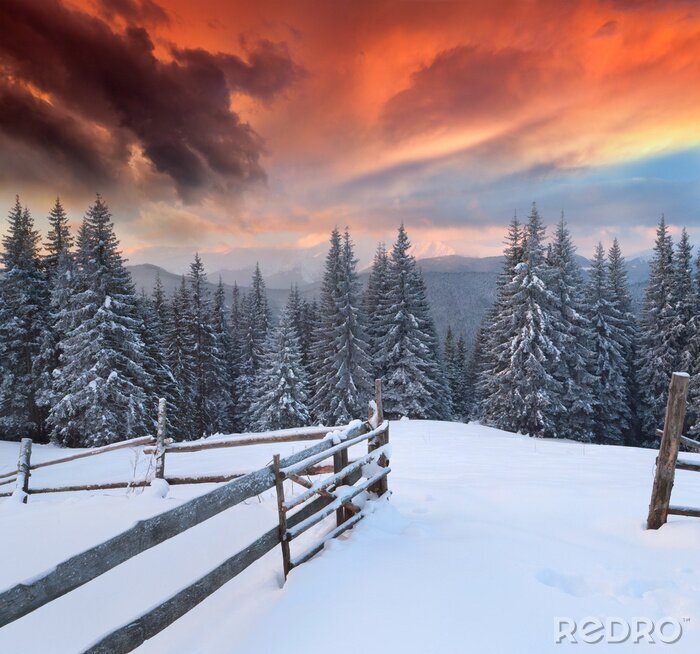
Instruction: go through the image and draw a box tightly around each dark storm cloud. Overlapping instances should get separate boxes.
[173,40,307,103]
[97,0,170,26]
[0,82,117,185]
[0,0,303,199]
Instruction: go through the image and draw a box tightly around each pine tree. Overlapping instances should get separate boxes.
[364,242,391,378]
[47,195,151,446]
[35,199,75,422]
[380,225,451,420]
[586,243,631,444]
[481,205,564,437]
[237,264,270,427]
[250,296,311,430]
[670,229,696,376]
[547,215,596,441]
[164,277,196,440]
[137,290,182,437]
[188,254,227,439]
[0,198,49,440]
[457,333,474,419]
[227,282,244,431]
[476,215,524,418]
[606,239,640,444]
[311,228,372,424]
[443,327,465,419]
[637,216,678,441]
[211,277,235,433]
[43,198,73,278]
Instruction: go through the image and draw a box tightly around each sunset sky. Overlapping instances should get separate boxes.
[1,0,700,272]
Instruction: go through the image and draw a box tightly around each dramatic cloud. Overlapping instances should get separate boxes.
[0,0,303,200]
[381,46,575,139]
[2,0,700,266]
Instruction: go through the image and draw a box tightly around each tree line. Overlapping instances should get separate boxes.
[0,195,450,446]
[463,204,700,446]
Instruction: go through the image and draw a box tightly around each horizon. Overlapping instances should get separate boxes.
[1,0,700,272]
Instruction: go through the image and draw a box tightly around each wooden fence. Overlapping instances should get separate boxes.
[0,399,354,499]
[0,380,391,654]
[647,371,700,529]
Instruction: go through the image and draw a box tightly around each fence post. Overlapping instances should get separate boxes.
[368,379,389,496]
[333,446,349,527]
[155,398,167,480]
[272,454,291,581]
[647,372,689,529]
[374,378,384,424]
[15,438,32,504]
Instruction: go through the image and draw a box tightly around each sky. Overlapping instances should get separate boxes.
[1,0,700,274]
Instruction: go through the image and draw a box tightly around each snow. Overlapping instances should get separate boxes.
[1,420,700,653]
[148,478,170,499]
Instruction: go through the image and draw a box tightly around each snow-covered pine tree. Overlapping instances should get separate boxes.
[670,229,696,377]
[250,295,311,430]
[380,225,451,420]
[443,327,463,419]
[226,282,244,431]
[136,290,182,436]
[607,238,639,445]
[237,264,271,428]
[586,243,631,444]
[481,205,563,437]
[0,198,49,441]
[211,277,235,433]
[547,215,596,441]
[457,333,474,419]
[188,254,227,439]
[47,195,151,447]
[311,228,372,424]
[35,199,75,421]
[363,242,391,378]
[637,216,678,441]
[43,197,73,277]
[164,276,196,440]
[476,215,524,420]
[300,296,319,376]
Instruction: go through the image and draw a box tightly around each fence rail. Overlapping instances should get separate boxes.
[0,379,391,654]
[0,400,352,497]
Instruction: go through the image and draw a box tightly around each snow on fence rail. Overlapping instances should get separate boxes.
[647,372,700,528]
[0,398,353,498]
[0,380,391,654]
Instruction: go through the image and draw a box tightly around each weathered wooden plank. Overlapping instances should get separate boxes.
[281,422,385,478]
[15,438,32,503]
[291,511,365,568]
[0,435,345,627]
[668,505,700,518]
[287,467,391,540]
[272,454,291,580]
[145,425,349,454]
[675,458,700,473]
[82,495,332,654]
[647,372,689,530]
[30,436,156,471]
[374,378,384,425]
[680,435,700,453]
[154,398,167,480]
[284,447,388,511]
[28,480,150,494]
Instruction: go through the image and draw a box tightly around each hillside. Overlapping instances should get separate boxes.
[1,420,698,652]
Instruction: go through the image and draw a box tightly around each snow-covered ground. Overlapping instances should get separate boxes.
[2,421,700,653]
